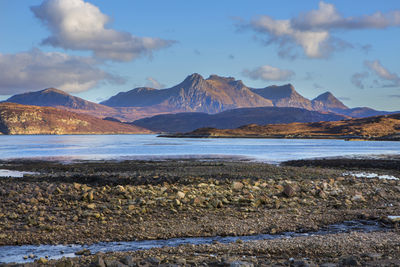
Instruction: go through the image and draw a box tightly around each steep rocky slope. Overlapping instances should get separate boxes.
[311,92,348,112]
[102,74,273,113]
[251,84,313,110]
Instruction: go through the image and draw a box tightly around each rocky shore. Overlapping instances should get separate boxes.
[0,159,399,266]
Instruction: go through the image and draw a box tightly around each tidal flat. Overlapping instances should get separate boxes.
[0,159,399,266]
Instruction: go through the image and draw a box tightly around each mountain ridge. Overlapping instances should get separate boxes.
[102,73,273,113]
[3,73,396,122]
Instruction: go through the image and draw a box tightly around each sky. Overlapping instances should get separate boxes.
[0,0,399,111]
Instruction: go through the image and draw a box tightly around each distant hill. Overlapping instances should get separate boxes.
[102,74,273,113]
[250,84,313,110]
[132,107,349,133]
[0,103,151,135]
[174,113,400,141]
[337,107,394,118]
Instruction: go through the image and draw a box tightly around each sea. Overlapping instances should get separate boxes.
[0,134,399,163]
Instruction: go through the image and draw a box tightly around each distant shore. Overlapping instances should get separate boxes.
[159,133,400,141]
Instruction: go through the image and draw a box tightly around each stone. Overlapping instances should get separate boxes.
[75,248,91,256]
[388,216,400,222]
[352,194,365,202]
[341,256,360,266]
[37,257,48,264]
[87,203,96,209]
[90,256,106,267]
[120,255,135,266]
[232,181,244,190]
[104,260,128,267]
[230,260,254,267]
[283,184,296,197]
[319,263,337,267]
[177,191,185,199]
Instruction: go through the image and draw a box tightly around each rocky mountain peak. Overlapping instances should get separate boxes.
[250,84,312,110]
[207,75,235,82]
[313,91,335,101]
[41,88,69,95]
[183,73,205,84]
[312,91,348,111]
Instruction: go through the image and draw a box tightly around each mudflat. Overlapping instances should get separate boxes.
[0,159,399,266]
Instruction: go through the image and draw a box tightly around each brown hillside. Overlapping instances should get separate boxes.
[0,103,152,135]
[177,113,400,140]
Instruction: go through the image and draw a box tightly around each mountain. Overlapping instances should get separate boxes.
[4,88,123,119]
[311,92,348,112]
[250,84,312,110]
[6,88,113,111]
[102,73,273,113]
[175,113,400,141]
[0,103,151,135]
[4,74,395,122]
[132,107,349,133]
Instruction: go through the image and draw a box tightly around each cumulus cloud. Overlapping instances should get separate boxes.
[249,15,330,58]
[240,1,400,58]
[31,0,174,61]
[145,77,165,89]
[351,60,400,89]
[351,72,369,89]
[0,49,123,95]
[364,60,400,84]
[242,65,294,81]
[293,2,400,30]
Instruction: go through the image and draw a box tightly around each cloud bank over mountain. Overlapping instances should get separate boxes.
[0,49,123,94]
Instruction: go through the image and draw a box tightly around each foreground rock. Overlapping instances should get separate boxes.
[0,159,399,266]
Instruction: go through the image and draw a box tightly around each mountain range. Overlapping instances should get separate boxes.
[4,73,395,121]
[1,73,398,134]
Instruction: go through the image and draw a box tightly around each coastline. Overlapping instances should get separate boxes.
[159,133,400,141]
[0,158,399,265]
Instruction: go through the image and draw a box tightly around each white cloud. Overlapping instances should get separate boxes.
[293,2,400,30]
[31,0,174,61]
[351,72,369,89]
[241,1,400,58]
[364,60,400,83]
[250,15,330,58]
[0,49,123,95]
[242,65,294,81]
[351,60,400,89]
[145,77,165,89]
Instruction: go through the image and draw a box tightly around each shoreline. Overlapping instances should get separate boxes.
[159,133,400,141]
[0,159,399,265]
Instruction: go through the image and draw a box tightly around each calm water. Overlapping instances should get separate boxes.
[0,135,399,162]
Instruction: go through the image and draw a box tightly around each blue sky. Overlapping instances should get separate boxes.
[0,0,399,110]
